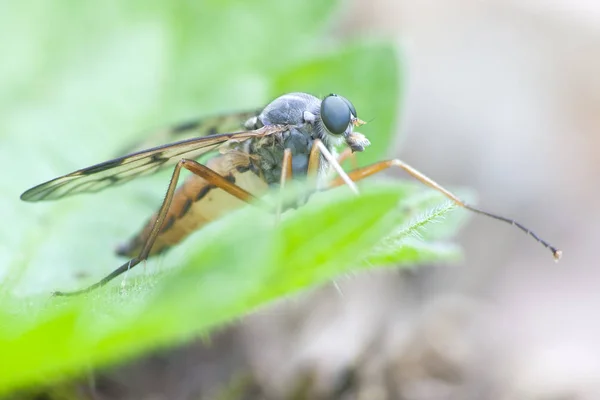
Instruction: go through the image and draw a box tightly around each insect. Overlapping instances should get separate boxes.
[20,92,561,296]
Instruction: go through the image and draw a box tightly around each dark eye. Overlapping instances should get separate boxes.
[339,96,357,118]
[321,94,351,135]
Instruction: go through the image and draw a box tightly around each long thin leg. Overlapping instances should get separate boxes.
[307,139,321,177]
[276,149,293,222]
[336,148,359,169]
[54,159,264,296]
[328,159,562,260]
[308,140,359,194]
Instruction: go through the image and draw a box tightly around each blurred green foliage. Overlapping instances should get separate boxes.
[0,0,464,395]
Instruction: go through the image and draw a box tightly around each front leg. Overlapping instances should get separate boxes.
[276,149,293,222]
[307,139,359,195]
[326,159,561,260]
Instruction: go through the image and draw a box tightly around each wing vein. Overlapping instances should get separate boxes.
[21,125,287,202]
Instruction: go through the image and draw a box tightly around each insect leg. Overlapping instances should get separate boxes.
[307,139,321,176]
[326,159,561,260]
[336,148,359,169]
[53,159,265,296]
[308,141,357,183]
[308,140,359,194]
[276,149,293,222]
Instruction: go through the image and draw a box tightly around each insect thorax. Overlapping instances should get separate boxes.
[245,92,333,186]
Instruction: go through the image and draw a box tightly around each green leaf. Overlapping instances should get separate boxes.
[367,238,463,267]
[0,0,465,395]
[0,0,384,295]
[0,183,460,394]
[365,196,464,266]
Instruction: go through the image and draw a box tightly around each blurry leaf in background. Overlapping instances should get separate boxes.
[0,0,400,293]
[273,43,401,166]
[0,0,464,396]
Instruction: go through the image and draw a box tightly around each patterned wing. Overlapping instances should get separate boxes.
[117,110,260,155]
[21,125,286,202]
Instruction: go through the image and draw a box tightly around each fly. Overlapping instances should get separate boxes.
[20,92,562,296]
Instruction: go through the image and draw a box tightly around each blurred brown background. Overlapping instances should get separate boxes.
[69,1,600,399]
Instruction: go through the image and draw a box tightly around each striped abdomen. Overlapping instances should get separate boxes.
[117,151,268,258]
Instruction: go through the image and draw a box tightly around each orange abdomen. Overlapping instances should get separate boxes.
[117,152,268,258]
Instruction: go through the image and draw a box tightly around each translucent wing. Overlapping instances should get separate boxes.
[21,125,286,202]
[117,110,260,155]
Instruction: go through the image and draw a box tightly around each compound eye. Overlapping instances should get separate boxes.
[339,96,357,118]
[321,94,351,135]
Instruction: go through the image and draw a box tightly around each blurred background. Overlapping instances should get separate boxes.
[238,1,599,399]
[4,0,600,399]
